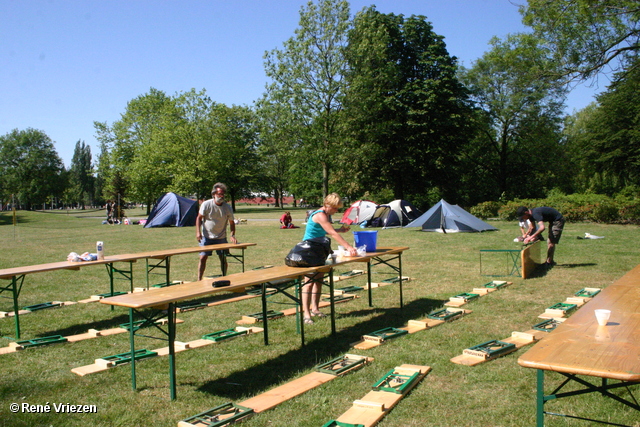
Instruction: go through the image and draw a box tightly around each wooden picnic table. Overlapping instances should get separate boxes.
[100,246,410,400]
[518,263,640,426]
[0,243,256,339]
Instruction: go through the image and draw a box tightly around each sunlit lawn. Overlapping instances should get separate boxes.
[0,208,638,427]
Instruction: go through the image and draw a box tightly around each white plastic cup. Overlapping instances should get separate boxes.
[594,309,611,326]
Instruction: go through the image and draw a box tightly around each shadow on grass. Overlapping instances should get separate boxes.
[37,311,134,337]
[194,296,446,400]
[526,262,598,279]
[555,263,597,268]
[0,213,31,225]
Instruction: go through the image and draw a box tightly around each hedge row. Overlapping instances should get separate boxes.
[469,194,640,224]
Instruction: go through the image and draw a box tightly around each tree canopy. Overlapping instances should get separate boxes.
[263,0,351,199]
[460,33,568,200]
[0,128,64,209]
[341,7,470,206]
[521,0,640,81]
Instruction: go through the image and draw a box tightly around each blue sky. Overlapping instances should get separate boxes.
[1,0,605,168]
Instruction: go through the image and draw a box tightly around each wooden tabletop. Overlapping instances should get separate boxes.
[518,263,640,381]
[0,243,256,280]
[101,246,410,309]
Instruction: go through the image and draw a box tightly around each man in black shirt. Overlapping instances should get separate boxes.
[516,206,565,266]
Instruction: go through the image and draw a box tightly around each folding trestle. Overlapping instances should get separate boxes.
[104,261,134,310]
[202,328,248,343]
[225,247,247,273]
[362,327,408,344]
[483,280,508,289]
[575,287,601,298]
[242,310,284,322]
[315,354,370,376]
[544,302,577,317]
[372,368,421,394]
[0,273,25,338]
[177,301,209,312]
[101,349,158,366]
[260,271,337,347]
[532,318,563,332]
[14,335,68,349]
[178,402,254,427]
[452,292,479,302]
[145,256,170,289]
[367,253,403,308]
[322,294,356,303]
[427,307,465,322]
[22,301,63,311]
[93,291,127,299]
[337,285,364,293]
[536,370,640,426]
[463,339,517,359]
[123,303,179,400]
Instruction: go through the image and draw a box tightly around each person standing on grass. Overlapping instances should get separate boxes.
[300,193,358,325]
[196,183,237,280]
[517,206,565,267]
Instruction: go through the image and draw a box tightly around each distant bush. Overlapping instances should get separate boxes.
[472,193,640,224]
[497,200,536,221]
[469,201,501,219]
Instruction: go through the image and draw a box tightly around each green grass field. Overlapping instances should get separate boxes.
[0,207,638,427]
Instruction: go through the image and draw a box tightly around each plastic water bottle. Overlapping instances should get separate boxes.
[96,241,104,260]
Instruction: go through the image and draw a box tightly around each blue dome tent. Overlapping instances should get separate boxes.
[144,192,198,228]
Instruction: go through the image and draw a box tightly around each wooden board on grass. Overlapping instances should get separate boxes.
[450,331,540,366]
[351,309,471,349]
[330,364,431,427]
[71,326,262,376]
[521,240,542,279]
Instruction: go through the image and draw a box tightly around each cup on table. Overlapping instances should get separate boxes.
[594,309,611,326]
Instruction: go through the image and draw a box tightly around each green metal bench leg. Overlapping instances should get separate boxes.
[367,260,372,307]
[129,308,137,391]
[299,279,306,346]
[399,253,404,308]
[261,283,269,346]
[12,275,23,339]
[168,302,177,401]
[329,268,336,337]
[536,369,545,427]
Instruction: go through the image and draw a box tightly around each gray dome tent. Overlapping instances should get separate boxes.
[405,199,497,232]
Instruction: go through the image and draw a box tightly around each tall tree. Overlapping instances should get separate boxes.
[459,33,568,200]
[168,90,258,204]
[263,0,351,199]
[565,58,640,194]
[342,8,470,206]
[68,140,94,209]
[0,128,64,209]
[521,0,640,81]
[97,88,176,209]
[255,98,305,208]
